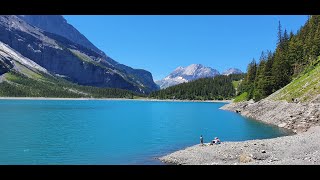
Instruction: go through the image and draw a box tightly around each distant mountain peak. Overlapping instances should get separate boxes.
[156,64,220,89]
[189,63,202,68]
[222,68,243,76]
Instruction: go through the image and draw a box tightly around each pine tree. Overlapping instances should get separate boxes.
[246,58,257,83]
[253,52,267,101]
[287,36,304,76]
[277,21,283,46]
[237,15,320,102]
[245,59,257,99]
[262,51,275,95]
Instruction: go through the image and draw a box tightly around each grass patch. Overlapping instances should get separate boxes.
[234,92,248,102]
[5,72,20,81]
[270,57,320,103]
[69,49,106,69]
[15,62,44,80]
[232,80,240,89]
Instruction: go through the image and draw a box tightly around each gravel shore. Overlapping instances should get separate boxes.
[160,99,320,165]
[160,126,320,165]
[221,99,320,133]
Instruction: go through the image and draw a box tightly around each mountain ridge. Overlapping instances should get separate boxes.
[0,15,159,93]
[222,68,243,76]
[18,15,104,56]
[156,64,220,89]
[0,41,143,98]
[156,64,243,89]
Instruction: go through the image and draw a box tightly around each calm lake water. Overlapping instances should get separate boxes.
[0,100,289,165]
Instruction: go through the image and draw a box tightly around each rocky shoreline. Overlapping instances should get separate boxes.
[221,99,320,133]
[159,99,320,165]
[160,126,320,165]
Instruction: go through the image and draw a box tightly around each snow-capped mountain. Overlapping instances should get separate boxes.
[156,64,220,89]
[222,68,243,76]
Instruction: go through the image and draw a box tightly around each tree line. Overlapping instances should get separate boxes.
[0,71,144,98]
[238,15,320,101]
[149,74,245,100]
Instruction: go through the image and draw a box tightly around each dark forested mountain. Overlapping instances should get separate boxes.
[0,15,159,94]
[237,15,320,102]
[156,64,220,89]
[150,74,245,100]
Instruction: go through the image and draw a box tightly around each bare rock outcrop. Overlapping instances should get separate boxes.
[220,100,320,133]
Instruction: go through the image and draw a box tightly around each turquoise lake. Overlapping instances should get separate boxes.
[0,100,289,165]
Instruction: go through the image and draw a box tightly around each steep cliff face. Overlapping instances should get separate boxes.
[18,15,104,56]
[18,15,159,92]
[0,41,49,77]
[0,15,158,93]
[115,63,159,91]
[0,56,13,75]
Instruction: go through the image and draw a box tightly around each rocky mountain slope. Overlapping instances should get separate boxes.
[19,15,159,92]
[0,41,140,98]
[0,15,158,93]
[0,42,49,76]
[18,15,103,56]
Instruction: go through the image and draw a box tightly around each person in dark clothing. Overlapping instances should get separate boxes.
[200,135,204,145]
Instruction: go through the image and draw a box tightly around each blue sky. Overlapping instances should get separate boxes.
[64,15,308,81]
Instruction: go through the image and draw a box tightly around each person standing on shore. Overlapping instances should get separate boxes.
[200,135,204,145]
